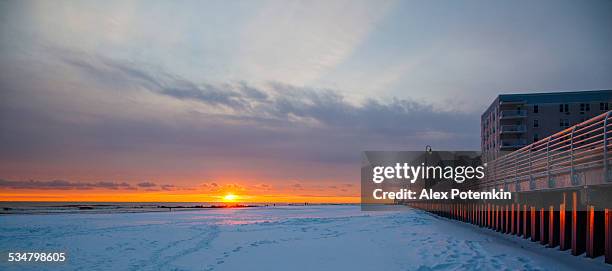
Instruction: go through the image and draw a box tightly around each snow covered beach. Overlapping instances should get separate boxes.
[0,205,608,271]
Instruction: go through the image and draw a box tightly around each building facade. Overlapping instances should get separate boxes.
[481,90,612,162]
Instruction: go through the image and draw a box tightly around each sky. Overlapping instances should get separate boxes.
[1,0,611,202]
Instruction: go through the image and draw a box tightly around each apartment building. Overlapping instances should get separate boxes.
[481,90,612,162]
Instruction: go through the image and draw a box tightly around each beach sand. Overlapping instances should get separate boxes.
[0,205,608,270]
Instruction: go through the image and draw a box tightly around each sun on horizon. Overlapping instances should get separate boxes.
[222,193,238,202]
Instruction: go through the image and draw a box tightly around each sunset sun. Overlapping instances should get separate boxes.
[222,194,238,202]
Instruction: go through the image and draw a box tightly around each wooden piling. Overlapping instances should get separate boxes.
[586,206,604,258]
[524,204,530,239]
[531,206,538,242]
[605,208,612,264]
[488,204,491,228]
[560,193,570,251]
[517,203,522,236]
[571,192,585,256]
[540,207,548,245]
[548,205,559,248]
[505,205,509,233]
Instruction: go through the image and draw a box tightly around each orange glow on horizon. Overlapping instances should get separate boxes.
[0,190,359,204]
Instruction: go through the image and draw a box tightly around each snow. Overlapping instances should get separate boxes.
[0,205,609,271]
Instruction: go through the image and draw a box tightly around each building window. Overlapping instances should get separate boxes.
[580,103,590,114]
[560,103,569,113]
[533,119,539,128]
[601,102,609,111]
[533,133,539,142]
[560,119,570,128]
[533,105,539,113]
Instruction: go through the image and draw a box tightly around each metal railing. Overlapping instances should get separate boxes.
[500,110,527,118]
[501,125,526,133]
[478,111,612,191]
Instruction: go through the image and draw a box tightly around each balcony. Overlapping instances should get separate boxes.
[500,110,527,119]
[500,124,526,134]
[500,139,527,149]
[499,100,526,106]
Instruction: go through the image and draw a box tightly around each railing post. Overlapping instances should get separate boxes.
[570,126,576,184]
[604,111,611,182]
[489,159,493,186]
[528,144,533,183]
[546,136,551,183]
[514,151,518,187]
[492,159,496,187]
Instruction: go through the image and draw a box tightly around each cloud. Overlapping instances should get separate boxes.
[0,179,136,190]
[57,52,478,139]
[137,181,156,188]
[160,184,176,191]
[0,178,238,193]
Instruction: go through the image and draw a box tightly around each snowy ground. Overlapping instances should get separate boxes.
[0,205,609,271]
